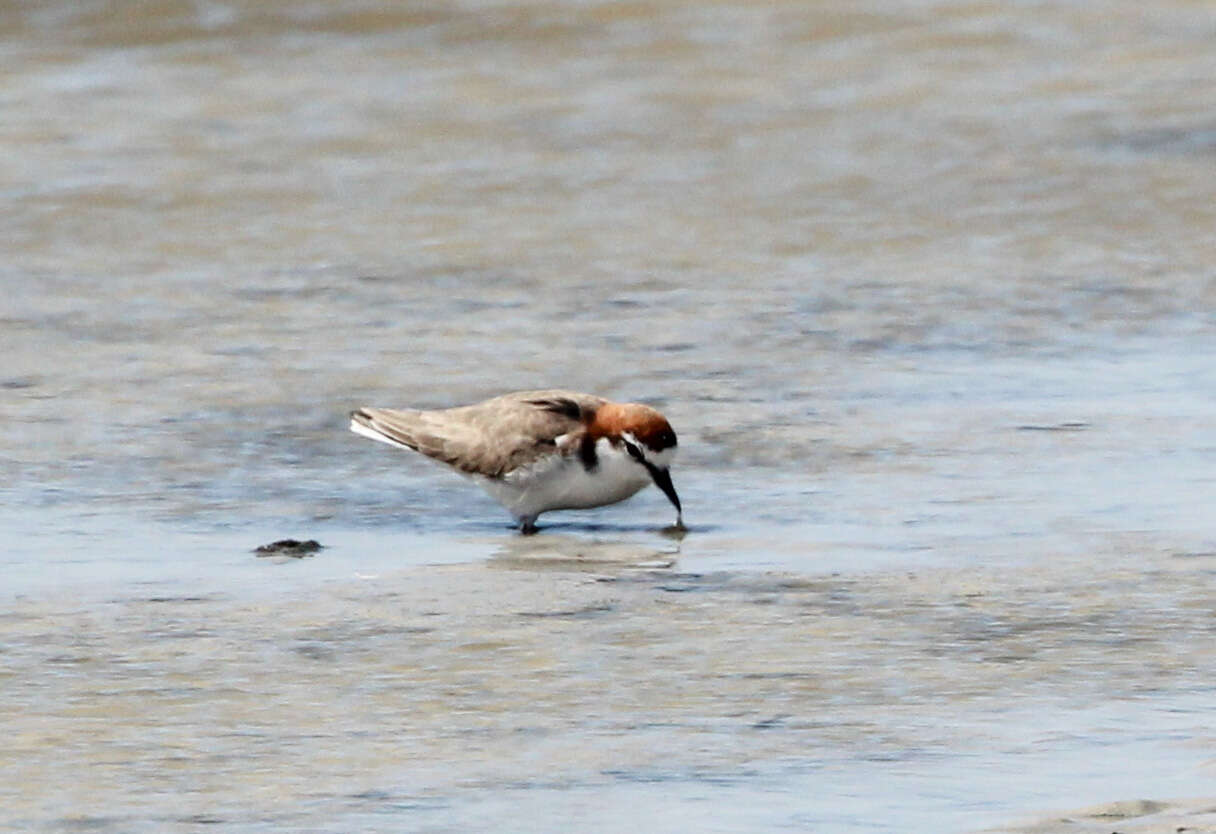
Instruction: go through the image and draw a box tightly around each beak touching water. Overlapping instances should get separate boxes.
[648,465,683,528]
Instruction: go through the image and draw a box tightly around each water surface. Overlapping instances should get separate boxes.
[3,1,1216,831]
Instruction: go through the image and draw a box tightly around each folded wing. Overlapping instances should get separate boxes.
[350,389,606,478]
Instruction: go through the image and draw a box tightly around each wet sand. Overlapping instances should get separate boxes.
[987,798,1216,834]
[4,533,1215,832]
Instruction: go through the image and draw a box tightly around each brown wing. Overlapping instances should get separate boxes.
[352,390,606,477]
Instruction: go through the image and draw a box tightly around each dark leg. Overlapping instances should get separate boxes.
[519,516,539,535]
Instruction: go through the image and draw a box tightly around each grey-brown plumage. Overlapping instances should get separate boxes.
[350,389,607,478]
[350,389,682,532]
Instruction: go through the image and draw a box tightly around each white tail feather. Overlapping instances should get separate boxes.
[349,417,414,451]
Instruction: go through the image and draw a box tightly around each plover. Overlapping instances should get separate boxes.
[350,390,682,534]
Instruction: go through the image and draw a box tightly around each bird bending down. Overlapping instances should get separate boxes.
[349,389,683,534]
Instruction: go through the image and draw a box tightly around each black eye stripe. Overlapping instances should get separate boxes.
[623,440,645,461]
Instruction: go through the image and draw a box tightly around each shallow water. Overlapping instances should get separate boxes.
[3,1,1216,831]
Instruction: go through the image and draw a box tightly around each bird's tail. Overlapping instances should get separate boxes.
[349,407,422,452]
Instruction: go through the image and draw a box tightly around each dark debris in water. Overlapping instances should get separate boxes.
[293,642,335,661]
[751,713,792,730]
[254,538,323,557]
[1016,421,1090,432]
[347,789,449,812]
[1098,125,1216,156]
[516,603,616,619]
[602,766,759,787]
[594,571,706,586]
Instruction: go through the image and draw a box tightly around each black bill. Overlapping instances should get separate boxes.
[647,464,683,521]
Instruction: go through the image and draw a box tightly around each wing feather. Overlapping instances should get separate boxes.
[351,390,607,477]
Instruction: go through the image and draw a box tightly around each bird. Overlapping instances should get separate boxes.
[349,389,683,534]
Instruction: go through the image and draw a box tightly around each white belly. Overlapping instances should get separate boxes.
[475,439,651,520]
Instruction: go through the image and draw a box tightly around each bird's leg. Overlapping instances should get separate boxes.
[519,516,539,535]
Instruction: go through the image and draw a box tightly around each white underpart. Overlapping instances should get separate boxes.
[476,436,652,521]
[350,418,414,451]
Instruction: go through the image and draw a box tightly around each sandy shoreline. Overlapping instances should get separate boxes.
[983,797,1216,833]
[3,538,1214,832]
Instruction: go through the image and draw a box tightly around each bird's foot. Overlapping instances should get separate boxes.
[519,517,539,535]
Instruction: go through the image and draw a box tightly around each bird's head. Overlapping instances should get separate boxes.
[591,402,682,525]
